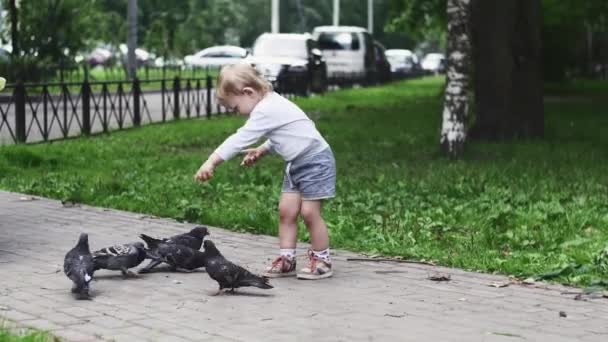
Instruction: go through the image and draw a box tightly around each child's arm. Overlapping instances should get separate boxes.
[195,113,273,182]
[194,152,224,182]
[240,142,272,166]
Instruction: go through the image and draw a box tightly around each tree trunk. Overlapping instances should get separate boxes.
[440,0,472,158]
[469,0,544,140]
[9,0,19,58]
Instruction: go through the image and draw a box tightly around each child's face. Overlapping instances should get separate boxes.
[223,88,263,115]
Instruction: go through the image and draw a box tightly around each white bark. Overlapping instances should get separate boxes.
[440,0,471,157]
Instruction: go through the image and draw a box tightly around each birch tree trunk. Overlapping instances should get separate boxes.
[440,0,471,158]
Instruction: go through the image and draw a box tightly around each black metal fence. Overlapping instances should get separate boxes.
[0,75,235,144]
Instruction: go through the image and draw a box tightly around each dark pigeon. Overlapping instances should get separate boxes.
[93,242,147,278]
[138,226,209,273]
[156,243,208,271]
[63,233,96,299]
[202,240,273,293]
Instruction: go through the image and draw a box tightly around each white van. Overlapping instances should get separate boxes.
[312,26,375,83]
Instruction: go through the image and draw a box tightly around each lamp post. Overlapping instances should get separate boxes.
[271,0,279,33]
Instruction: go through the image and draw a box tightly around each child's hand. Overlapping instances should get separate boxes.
[240,147,266,167]
[194,162,215,182]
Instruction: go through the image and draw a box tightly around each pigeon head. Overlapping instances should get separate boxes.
[76,233,90,253]
[203,240,221,257]
[190,226,210,239]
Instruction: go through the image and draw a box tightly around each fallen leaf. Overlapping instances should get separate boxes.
[522,277,536,285]
[559,311,567,318]
[19,196,38,201]
[488,281,510,288]
[428,273,451,281]
[137,214,160,220]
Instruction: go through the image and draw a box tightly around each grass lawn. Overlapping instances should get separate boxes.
[0,326,55,342]
[1,77,607,287]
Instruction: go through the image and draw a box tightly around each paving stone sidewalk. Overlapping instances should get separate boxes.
[1,190,607,342]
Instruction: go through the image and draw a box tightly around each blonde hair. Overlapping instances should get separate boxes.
[216,63,272,104]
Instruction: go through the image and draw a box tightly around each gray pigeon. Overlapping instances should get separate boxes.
[138,226,209,273]
[63,233,96,299]
[93,242,147,278]
[156,243,208,271]
[202,240,273,293]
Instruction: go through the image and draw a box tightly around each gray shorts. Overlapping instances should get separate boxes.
[282,148,336,200]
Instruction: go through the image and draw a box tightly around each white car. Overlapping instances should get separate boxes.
[312,26,375,82]
[385,49,421,77]
[118,43,154,67]
[184,46,248,68]
[421,53,446,74]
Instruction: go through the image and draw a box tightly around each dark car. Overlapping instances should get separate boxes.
[373,41,391,84]
[248,33,328,96]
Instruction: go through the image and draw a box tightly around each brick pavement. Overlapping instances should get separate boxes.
[1,190,607,341]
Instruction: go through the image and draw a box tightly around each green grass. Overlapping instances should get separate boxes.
[0,326,55,342]
[544,78,608,97]
[1,77,607,287]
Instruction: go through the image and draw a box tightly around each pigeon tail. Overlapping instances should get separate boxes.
[250,277,274,290]
[243,276,274,289]
[139,234,162,249]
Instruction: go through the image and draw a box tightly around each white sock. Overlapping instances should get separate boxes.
[280,248,296,259]
[313,248,331,262]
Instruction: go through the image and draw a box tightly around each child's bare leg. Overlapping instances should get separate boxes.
[278,192,301,248]
[264,192,301,278]
[298,199,332,279]
[300,200,329,250]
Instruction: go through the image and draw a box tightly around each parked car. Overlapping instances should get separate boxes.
[154,56,185,68]
[373,41,391,84]
[312,26,375,84]
[184,46,248,68]
[385,49,423,78]
[86,47,116,67]
[421,52,446,74]
[118,44,154,67]
[248,33,328,96]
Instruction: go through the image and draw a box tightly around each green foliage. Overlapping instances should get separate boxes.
[385,0,446,51]
[6,0,100,62]
[0,326,54,342]
[1,78,607,287]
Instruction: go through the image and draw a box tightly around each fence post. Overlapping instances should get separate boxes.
[206,73,212,119]
[43,85,49,141]
[14,82,26,143]
[102,83,108,132]
[133,77,141,126]
[81,79,91,135]
[63,83,68,137]
[161,79,166,122]
[195,79,201,117]
[173,76,180,120]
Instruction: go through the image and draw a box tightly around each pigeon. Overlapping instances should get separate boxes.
[202,240,273,293]
[138,226,209,273]
[156,243,208,271]
[63,233,96,299]
[92,242,147,278]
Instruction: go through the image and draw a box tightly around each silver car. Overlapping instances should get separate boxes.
[184,46,248,68]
